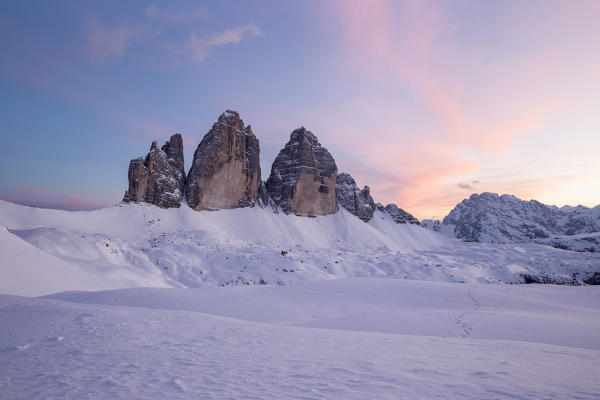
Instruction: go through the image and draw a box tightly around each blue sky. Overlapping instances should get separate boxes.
[1,0,599,218]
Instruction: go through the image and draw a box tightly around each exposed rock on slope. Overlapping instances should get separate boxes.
[186,111,261,211]
[266,127,338,216]
[257,181,270,208]
[433,192,600,251]
[336,172,375,222]
[384,204,420,224]
[123,134,185,208]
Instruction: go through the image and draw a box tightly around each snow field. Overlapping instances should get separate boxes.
[1,278,599,399]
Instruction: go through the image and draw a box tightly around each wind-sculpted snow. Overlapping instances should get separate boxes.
[0,199,599,296]
[432,192,600,252]
[1,279,599,399]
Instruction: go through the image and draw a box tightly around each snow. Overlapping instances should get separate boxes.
[0,226,172,296]
[1,279,599,399]
[1,199,599,398]
[0,199,599,296]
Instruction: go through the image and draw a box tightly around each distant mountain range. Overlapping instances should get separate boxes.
[423,192,600,252]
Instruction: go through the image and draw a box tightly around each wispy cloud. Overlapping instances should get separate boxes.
[458,182,473,190]
[184,24,262,62]
[85,20,145,62]
[85,15,261,65]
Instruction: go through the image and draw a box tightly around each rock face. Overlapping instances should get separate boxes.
[185,111,261,211]
[122,134,185,208]
[257,181,270,208]
[336,172,375,222]
[427,192,600,252]
[267,127,338,216]
[384,204,420,224]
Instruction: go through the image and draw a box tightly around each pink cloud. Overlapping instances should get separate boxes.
[310,0,600,218]
[65,195,87,205]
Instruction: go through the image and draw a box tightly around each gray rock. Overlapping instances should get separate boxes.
[122,134,185,208]
[384,204,420,224]
[336,172,375,222]
[266,127,338,216]
[185,110,261,210]
[257,181,270,208]
[161,133,185,196]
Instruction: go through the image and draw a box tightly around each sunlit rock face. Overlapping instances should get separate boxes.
[266,127,338,216]
[336,172,375,222]
[123,133,185,208]
[185,110,261,211]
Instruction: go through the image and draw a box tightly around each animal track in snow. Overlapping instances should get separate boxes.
[455,286,480,338]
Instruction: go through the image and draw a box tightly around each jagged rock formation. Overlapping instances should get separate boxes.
[427,192,600,252]
[266,127,338,216]
[336,172,375,222]
[123,134,185,208]
[257,181,270,208]
[185,111,261,211]
[384,204,420,224]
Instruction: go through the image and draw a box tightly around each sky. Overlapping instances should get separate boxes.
[0,0,599,219]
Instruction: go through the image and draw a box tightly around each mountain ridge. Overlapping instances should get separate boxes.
[422,192,600,252]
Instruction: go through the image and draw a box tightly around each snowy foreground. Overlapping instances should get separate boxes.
[1,279,599,399]
[1,200,599,398]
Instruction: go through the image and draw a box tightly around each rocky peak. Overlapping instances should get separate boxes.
[161,134,185,197]
[266,127,338,216]
[218,110,242,123]
[442,192,600,244]
[161,134,184,172]
[185,110,261,210]
[384,204,420,224]
[122,133,185,208]
[336,172,375,222]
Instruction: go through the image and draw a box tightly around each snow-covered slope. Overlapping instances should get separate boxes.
[1,279,599,399]
[431,192,600,252]
[0,199,599,296]
[0,226,173,296]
